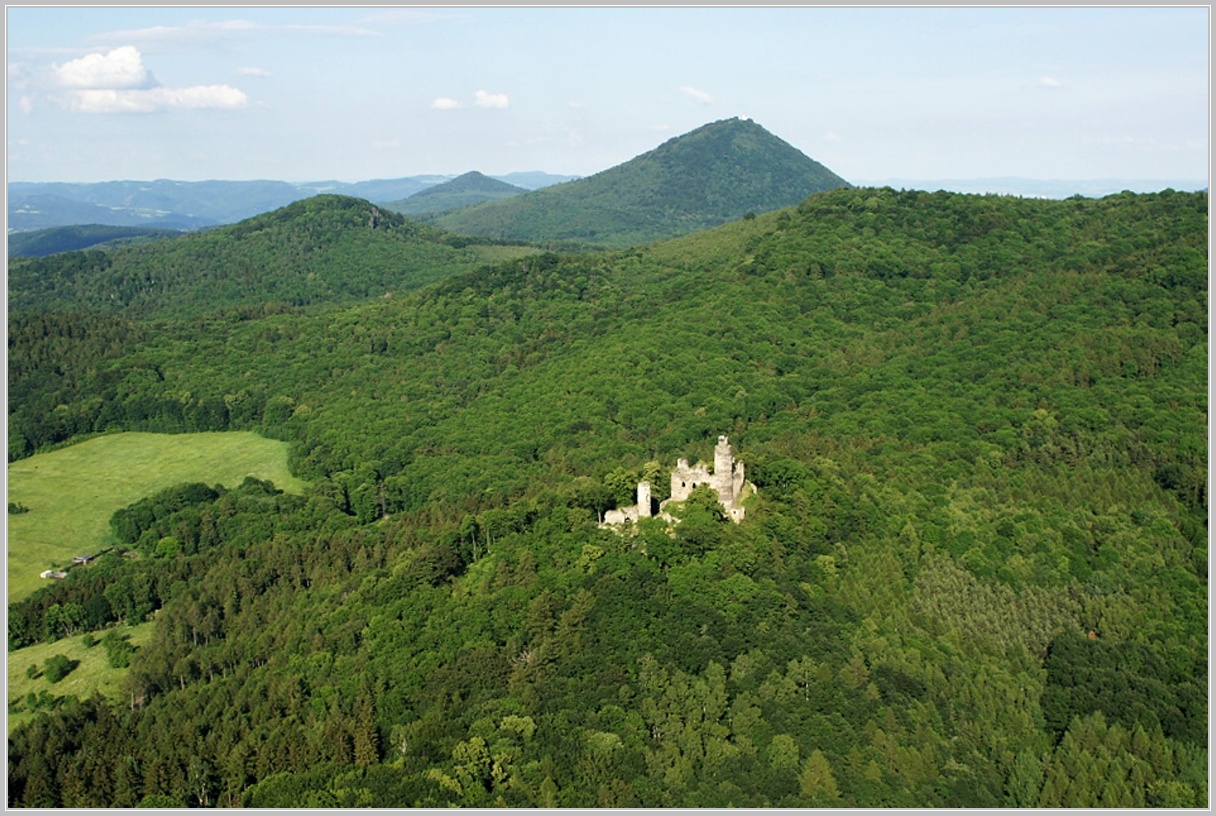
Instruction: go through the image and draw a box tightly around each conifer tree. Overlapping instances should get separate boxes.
[800,749,841,799]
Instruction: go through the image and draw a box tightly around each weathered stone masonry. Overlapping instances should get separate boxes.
[602,435,755,527]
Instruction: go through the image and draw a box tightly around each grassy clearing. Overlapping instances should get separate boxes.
[7,431,306,602]
[7,621,155,734]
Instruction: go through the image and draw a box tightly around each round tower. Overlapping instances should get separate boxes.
[714,435,735,506]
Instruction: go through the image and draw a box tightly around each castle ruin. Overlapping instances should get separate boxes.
[601,435,755,527]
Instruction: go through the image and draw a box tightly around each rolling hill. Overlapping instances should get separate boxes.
[429,117,852,245]
[385,171,528,216]
[6,195,538,318]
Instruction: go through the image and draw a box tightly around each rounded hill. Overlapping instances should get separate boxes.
[386,171,528,216]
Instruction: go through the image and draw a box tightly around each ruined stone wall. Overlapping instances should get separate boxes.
[602,435,755,529]
[670,458,714,503]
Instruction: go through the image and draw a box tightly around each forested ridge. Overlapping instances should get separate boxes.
[6,194,537,321]
[7,186,1208,807]
[7,225,188,259]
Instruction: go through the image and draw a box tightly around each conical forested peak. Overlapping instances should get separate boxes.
[385,172,530,216]
[586,115,851,203]
[639,116,825,171]
[431,118,851,246]
[414,171,526,198]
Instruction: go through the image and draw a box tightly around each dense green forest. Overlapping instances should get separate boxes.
[7,186,1208,807]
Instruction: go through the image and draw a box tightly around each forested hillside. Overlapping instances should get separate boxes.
[429,117,852,246]
[7,186,1207,808]
[7,195,537,320]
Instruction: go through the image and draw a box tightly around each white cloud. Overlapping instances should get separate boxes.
[435,91,509,110]
[1039,76,1062,88]
[824,131,842,143]
[8,60,34,91]
[48,45,249,114]
[65,85,249,114]
[235,66,272,77]
[54,46,155,90]
[679,85,713,104]
[474,89,509,109]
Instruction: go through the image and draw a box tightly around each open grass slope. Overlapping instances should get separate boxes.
[6,621,154,735]
[6,431,306,602]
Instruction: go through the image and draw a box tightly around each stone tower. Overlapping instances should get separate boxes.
[713,435,736,507]
[637,481,652,518]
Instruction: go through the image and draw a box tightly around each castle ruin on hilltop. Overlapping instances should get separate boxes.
[602,435,755,527]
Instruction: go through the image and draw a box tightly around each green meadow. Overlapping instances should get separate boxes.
[6,621,155,735]
[7,431,306,602]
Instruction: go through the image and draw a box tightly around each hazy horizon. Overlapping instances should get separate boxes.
[7,166,1206,203]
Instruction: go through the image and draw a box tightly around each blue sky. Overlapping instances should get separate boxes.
[6,6,1209,184]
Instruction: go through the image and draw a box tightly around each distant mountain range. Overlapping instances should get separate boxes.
[7,224,187,258]
[6,172,578,233]
[426,117,853,246]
